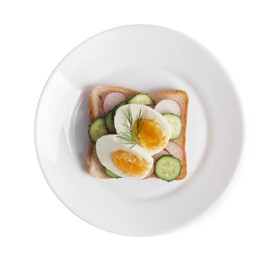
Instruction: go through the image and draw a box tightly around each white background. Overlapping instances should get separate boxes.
[1,0,274,259]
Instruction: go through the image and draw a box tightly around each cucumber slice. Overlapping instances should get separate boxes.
[105,101,128,134]
[88,117,108,142]
[105,168,121,178]
[155,155,182,182]
[128,93,154,105]
[163,113,182,140]
[105,111,116,133]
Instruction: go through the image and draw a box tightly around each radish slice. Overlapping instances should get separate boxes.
[154,99,181,116]
[147,172,156,178]
[152,149,170,160]
[165,142,183,160]
[103,92,127,113]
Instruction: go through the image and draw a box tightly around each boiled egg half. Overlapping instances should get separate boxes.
[96,135,154,179]
[114,104,172,155]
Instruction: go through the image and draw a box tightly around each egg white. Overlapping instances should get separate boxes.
[96,135,154,179]
[114,104,172,155]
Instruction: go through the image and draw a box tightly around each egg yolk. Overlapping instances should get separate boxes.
[133,118,167,150]
[112,150,149,176]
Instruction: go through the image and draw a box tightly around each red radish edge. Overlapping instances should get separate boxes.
[103,91,127,113]
[163,148,170,155]
[154,99,181,116]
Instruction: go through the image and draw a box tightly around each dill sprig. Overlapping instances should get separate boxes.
[117,108,144,148]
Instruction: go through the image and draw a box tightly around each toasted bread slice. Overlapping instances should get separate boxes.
[87,86,188,180]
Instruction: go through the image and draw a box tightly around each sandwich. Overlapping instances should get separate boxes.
[87,86,188,181]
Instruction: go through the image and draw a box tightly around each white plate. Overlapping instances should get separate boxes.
[35,25,244,236]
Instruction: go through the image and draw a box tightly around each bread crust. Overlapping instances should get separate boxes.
[87,86,188,180]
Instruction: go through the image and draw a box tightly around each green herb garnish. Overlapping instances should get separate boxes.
[117,108,144,147]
